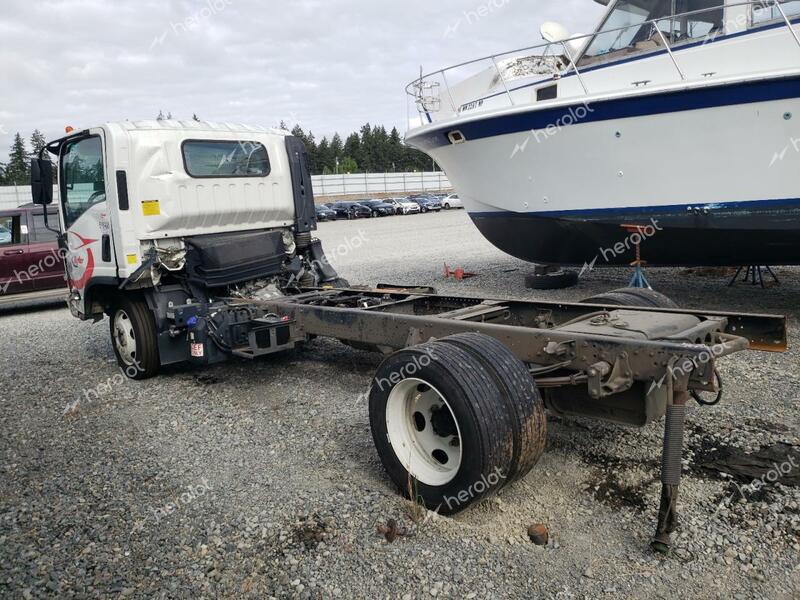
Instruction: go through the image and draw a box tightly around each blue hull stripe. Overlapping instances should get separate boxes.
[470,197,800,219]
[409,75,800,151]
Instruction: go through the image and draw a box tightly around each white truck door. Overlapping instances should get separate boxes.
[59,131,118,298]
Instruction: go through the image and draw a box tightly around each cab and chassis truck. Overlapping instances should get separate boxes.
[30,121,787,553]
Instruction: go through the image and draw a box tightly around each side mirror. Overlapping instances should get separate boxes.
[31,158,54,206]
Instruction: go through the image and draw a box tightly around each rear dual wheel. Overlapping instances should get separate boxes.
[369,333,546,514]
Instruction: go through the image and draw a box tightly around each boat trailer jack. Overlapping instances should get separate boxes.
[653,389,690,554]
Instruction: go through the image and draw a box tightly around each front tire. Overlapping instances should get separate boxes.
[110,294,160,380]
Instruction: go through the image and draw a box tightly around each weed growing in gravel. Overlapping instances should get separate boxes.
[405,472,429,524]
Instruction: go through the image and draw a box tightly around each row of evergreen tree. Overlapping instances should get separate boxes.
[0,121,436,185]
[0,131,47,185]
[286,123,437,175]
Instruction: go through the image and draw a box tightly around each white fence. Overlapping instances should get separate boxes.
[0,185,55,209]
[0,172,452,209]
[311,171,451,198]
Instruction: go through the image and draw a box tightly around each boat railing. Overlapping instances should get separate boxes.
[406,0,800,122]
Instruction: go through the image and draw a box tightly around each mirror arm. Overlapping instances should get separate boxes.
[40,153,62,237]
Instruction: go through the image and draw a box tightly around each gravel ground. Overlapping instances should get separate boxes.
[1,210,799,599]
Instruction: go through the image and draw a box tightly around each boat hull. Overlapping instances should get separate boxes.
[470,202,800,266]
[407,75,800,267]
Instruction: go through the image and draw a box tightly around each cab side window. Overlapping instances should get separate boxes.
[61,136,106,229]
[0,215,22,247]
[182,140,271,178]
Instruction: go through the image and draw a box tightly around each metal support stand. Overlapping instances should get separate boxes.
[629,264,651,290]
[652,390,689,554]
[727,265,779,289]
[623,224,651,289]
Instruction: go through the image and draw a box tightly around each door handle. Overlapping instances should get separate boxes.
[3,250,24,256]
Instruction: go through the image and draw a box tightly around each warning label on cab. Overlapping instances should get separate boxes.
[141,200,161,216]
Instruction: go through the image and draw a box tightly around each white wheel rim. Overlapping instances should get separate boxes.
[385,378,463,486]
[113,309,137,366]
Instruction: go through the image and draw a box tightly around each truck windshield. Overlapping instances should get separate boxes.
[61,136,106,229]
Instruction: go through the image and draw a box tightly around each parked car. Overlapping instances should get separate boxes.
[0,204,65,296]
[385,198,421,215]
[358,199,395,217]
[315,204,337,221]
[409,195,442,213]
[332,201,371,220]
[443,194,464,209]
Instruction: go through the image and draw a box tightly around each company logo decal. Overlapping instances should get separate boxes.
[67,232,97,290]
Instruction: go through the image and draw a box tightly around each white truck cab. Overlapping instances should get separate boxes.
[31,121,341,378]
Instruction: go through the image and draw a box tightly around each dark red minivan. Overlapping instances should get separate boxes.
[0,204,66,296]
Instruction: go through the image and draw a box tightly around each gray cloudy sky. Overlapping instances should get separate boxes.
[0,0,604,162]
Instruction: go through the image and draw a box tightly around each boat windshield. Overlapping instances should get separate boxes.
[578,0,724,67]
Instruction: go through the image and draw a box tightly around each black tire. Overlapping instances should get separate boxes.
[109,294,160,380]
[421,207,428,214]
[369,339,517,515]
[438,333,546,484]
[372,210,379,218]
[524,270,579,290]
[581,287,679,309]
[444,203,451,210]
